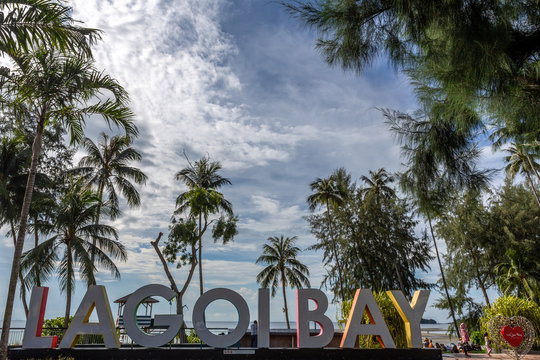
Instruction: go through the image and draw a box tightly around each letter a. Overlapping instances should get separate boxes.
[340,289,395,348]
[60,285,120,348]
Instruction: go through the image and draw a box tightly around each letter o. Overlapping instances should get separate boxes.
[192,288,250,348]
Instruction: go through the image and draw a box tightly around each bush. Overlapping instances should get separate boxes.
[338,291,407,348]
[187,329,201,344]
[471,331,484,345]
[479,296,540,347]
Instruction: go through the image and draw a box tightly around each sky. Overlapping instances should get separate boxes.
[0,0,507,328]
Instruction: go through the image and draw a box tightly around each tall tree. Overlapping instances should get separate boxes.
[20,178,126,328]
[72,132,147,280]
[307,175,346,302]
[175,155,236,296]
[436,190,504,307]
[256,235,310,329]
[0,50,135,356]
[384,109,492,337]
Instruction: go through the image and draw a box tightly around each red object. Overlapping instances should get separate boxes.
[500,326,525,347]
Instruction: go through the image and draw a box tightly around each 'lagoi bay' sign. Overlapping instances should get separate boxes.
[22,284,429,349]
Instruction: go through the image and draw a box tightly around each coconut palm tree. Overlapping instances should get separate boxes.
[360,168,395,204]
[71,133,147,279]
[307,176,346,301]
[0,50,135,355]
[0,0,99,56]
[256,235,310,329]
[20,178,127,328]
[505,143,540,207]
[175,155,233,296]
[495,249,539,301]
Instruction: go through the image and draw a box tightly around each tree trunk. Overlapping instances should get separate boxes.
[427,214,460,338]
[0,118,45,359]
[524,151,540,183]
[525,172,540,207]
[64,241,73,330]
[89,182,105,286]
[151,232,198,342]
[325,200,345,302]
[281,268,290,330]
[10,221,29,317]
[394,262,406,296]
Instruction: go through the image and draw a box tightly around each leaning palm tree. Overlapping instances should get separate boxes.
[505,143,540,207]
[256,235,310,329]
[71,133,147,279]
[0,50,135,354]
[175,155,233,296]
[20,178,127,329]
[307,176,346,302]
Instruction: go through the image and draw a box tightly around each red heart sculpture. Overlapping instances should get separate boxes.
[500,326,524,347]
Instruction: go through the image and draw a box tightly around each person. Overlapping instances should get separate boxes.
[460,323,471,358]
[251,320,258,347]
[484,332,492,357]
[428,339,434,348]
[423,337,429,348]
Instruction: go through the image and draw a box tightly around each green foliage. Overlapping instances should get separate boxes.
[470,331,483,346]
[338,291,407,348]
[479,296,540,347]
[42,316,72,340]
[187,329,201,344]
[212,215,238,244]
[307,168,434,302]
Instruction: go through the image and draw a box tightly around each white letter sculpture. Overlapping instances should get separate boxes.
[296,289,334,348]
[124,284,182,347]
[59,285,119,348]
[340,289,395,348]
[387,290,430,348]
[22,287,57,349]
[193,288,250,348]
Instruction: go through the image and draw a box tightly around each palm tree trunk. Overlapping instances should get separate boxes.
[325,200,345,302]
[89,183,105,286]
[0,118,45,359]
[524,172,540,207]
[427,214,460,338]
[64,244,73,330]
[281,268,290,330]
[524,151,540,183]
[10,221,29,317]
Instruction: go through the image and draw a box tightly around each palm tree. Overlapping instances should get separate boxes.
[256,235,310,329]
[20,178,127,328]
[307,176,346,301]
[72,133,147,279]
[495,250,539,301]
[175,155,233,296]
[505,143,540,207]
[0,0,99,56]
[0,50,135,355]
[360,168,395,204]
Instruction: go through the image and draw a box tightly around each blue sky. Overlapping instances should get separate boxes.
[0,0,506,327]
